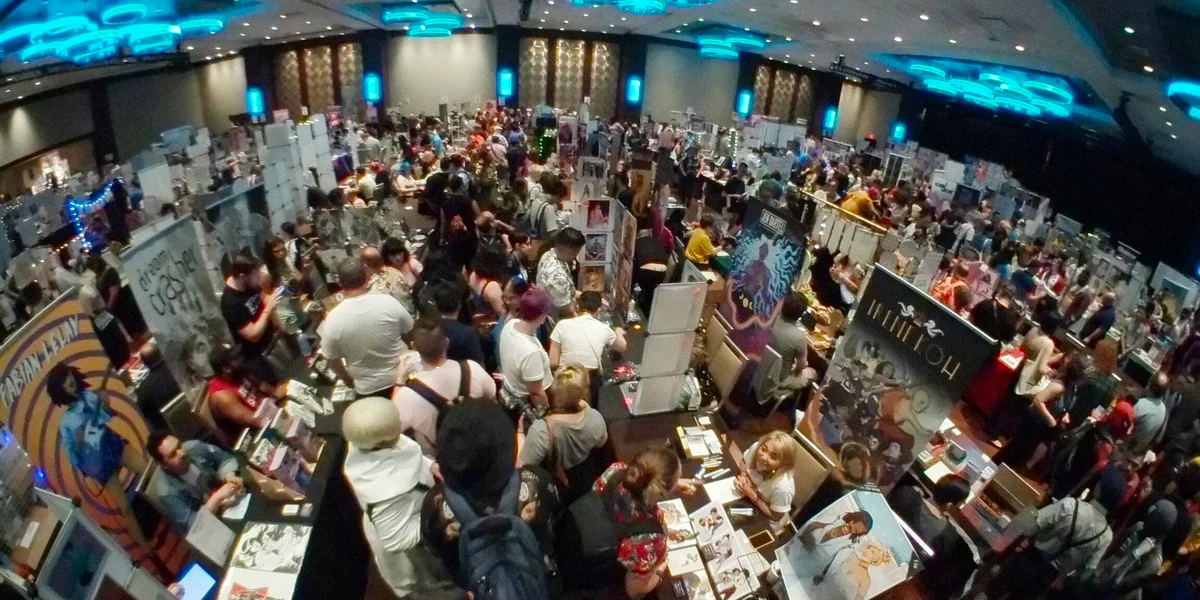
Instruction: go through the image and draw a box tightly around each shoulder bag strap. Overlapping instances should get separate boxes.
[1048,499,1083,561]
[405,378,452,415]
[457,360,472,401]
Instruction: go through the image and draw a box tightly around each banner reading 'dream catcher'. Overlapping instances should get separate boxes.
[801,267,996,492]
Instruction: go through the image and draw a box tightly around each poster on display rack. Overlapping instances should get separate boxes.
[800,267,996,492]
[717,198,808,356]
[777,489,916,600]
[196,188,272,291]
[557,116,578,172]
[123,218,233,394]
[0,291,186,567]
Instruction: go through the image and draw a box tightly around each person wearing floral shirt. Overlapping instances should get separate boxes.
[593,448,699,599]
[420,398,560,589]
[536,227,585,315]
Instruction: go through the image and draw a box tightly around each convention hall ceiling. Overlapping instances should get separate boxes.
[0,0,1195,173]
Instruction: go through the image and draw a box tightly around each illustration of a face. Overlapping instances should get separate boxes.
[884,442,901,460]
[911,390,930,413]
[861,542,890,566]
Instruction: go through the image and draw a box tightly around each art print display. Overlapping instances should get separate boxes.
[801,267,995,491]
[312,209,347,247]
[584,199,613,231]
[123,219,232,394]
[659,499,698,549]
[0,292,169,566]
[218,523,313,600]
[579,157,607,180]
[579,265,606,293]
[612,207,637,315]
[669,571,717,600]
[342,207,381,247]
[718,198,807,356]
[198,190,271,291]
[667,546,704,575]
[43,521,108,600]
[778,490,916,600]
[583,233,610,263]
[629,168,653,217]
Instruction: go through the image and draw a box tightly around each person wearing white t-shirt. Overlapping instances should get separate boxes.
[498,287,554,415]
[319,258,414,398]
[392,318,496,455]
[549,292,627,370]
[735,431,801,521]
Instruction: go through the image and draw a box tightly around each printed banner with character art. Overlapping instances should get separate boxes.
[718,198,808,356]
[800,267,995,492]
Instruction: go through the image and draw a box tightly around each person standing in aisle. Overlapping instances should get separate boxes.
[549,291,626,402]
[537,228,585,318]
[220,254,283,385]
[342,397,459,599]
[320,258,414,398]
[1131,372,1170,455]
[499,288,555,419]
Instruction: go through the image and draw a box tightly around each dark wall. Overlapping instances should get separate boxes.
[912,98,1200,272]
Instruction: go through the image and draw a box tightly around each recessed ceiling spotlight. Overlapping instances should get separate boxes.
[271,26,278,30]
[848,37,855,41]
[466,13,472,18]
[1015,45,1025,51]
[785,54,790,57]
[1124,26,1135,34]
[791,0,798,3]
[306,21,311,25]
[564,20,569,23]
[894,36,902,42]
[621,16,627,20]
[187,45,194,50]
[215,46,221,50]
[544,10,550,14]
[549,0,555,3]
[17,96,23,100]
[744,27,750,31]
[812,20,820,26]
[1167,121,1173,126]
[749,7,757,12]
[886,69,891,72]
[34,81,40,86]
[949,39,957,44]
[240,33,246,36]
[785,37,792,41]
[810,53,815,57]
[242,22,249,26]
[559,27,565,31]
[264,36,271,40]
[205,55,211,60]
[1160,106,1167,112]
[919,14,929,20]
[280,14,286,18]
[295,31,301,35]
[326,26,332,30]
[675,29,681,33]
[541,19,546,22]
[860,17,868,22]
[3,89,7,93]
[864,61,869,65]
[582,13,588,16]
[698,18,704,22]
[1171,134,1178,139]
[1144,65,1154,73]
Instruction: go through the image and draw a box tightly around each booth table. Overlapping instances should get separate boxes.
[599,387,793,599]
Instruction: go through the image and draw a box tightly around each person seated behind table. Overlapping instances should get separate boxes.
[392,317,496,455]
[683,214,720,266]
[341,397,456,598]
[420,398,560,593]
[734,431,802,521]
[517,365,611,504]
[145,431,244,533]
[135,341,181,433]
[205,344,285,443]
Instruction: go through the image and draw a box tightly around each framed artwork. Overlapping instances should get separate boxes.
[42,521,108,600]
[584,199,612,231]
[583,233,610,263]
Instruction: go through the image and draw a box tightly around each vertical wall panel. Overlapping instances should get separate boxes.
[753,65,771,115]
[386,35,497,114]
[644,43,739,125]
[554,39,585,110]
[519,38,549,108]
[304,47,335,114]
[589,41,619,118]
[794,75,815,125]
[275,50,302,119]
[338,43,364,121]
[770,70,797,120]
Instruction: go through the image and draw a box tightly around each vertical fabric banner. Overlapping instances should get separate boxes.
[801,267,996,492]
[123,218,233,394]
[0,292,159,562]
[196,192,271,291]
[718,198,807,356]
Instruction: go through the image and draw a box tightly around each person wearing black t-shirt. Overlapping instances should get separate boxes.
[134,341,181,432]
[438,178,481,271]
[220,254,282,385]
[421,157,452,218]
[969,285,1021,344]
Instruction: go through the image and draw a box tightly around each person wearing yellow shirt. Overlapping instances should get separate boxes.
[840,188,877,220]
[684,215,720,265]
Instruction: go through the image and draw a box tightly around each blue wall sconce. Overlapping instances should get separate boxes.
[363,73,382,104]
[626,75,643,105]
[498,68,514,99]
[246,87,265,117]
[823,107,839,132]
[736,90,753,117]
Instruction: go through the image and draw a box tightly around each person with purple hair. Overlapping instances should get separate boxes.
[498,287,555,421]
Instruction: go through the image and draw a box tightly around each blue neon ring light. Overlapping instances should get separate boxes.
[101,4,149,25]
[996,84,1034,101]
[1030,98,1070,118]
[31,16,94,43]
[423,14,464,28]
[1022,81,1074,104]
[0,23,40,55]
[924,80,959,95]
[909,64,946,79]
[56,29,122,60]
[19,41,59,63]
[615,0,667,15]
[177,18,224,36]
[1166,80,1200,121]
[383,8,431,23]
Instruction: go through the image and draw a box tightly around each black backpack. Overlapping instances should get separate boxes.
[403,361,472,430]
[442,474,550,600]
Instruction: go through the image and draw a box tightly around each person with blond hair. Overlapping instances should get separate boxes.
[517,365,611,503]
[735,430,801,520]
[341,397,456,598]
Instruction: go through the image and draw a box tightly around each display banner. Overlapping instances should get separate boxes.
[802,267,996,492]
[124,218,232,394]
[0,291,175,564]
[718,198,807,356]
[197,190,270,290]
[778,489,916,600]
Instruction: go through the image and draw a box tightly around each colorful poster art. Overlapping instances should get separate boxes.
[0,292,183,568]
[123,218,233,394]
[718,199,807,356]
[800,267,995,491]
[629,168,653,218]
[777,490,916,600]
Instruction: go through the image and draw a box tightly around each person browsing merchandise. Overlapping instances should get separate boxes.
[549,291,627,400]
[220,254,283,385]
[319,257,415,398]
[498,287,555,417]
[392,318,496,455]
[146,431,243,533]
[537,227,585,315]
